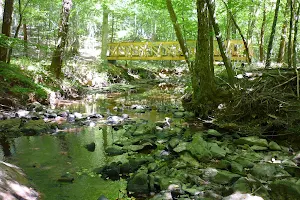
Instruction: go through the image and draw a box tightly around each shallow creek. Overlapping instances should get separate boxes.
[0,86,183,200]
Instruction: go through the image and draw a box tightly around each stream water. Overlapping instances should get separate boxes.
[0,86,181,200]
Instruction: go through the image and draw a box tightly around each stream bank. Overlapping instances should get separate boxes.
[0,79,299,200]
[0,62,300,199]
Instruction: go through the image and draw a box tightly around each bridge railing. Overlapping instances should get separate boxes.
[107,40,252,61]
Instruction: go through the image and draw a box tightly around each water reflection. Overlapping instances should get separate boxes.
[6,127,125,199]
[0,136,12,157]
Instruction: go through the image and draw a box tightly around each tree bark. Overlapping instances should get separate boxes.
[226,0,232,42]
[209,18,214,78]
[288,0,294,68]
[111,14,114,42]
[247,0,259,41]
[192,0,216,116]
[50,0,72,78]
[101,5,109,63]
[293,2,300,69]
[277,2,289,63]
[0,0,14,63]
[166,0,190,68]
[265,0,281,68]
[222,0,251,63]
[7,0,30,63]
[23,23,28,57]
[260,0,266,62]
[207,0,235,87]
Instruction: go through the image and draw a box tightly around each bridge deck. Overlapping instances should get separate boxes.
[107,40,251,61]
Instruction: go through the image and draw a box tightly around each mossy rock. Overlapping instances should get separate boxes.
[0,119,22,137]
[20,120,56,135]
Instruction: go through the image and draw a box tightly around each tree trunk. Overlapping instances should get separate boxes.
[209,18,214,77]
[207,0,235,87]
[247,0,258,40]
[191,0,216,116]
[111,14,114,42]
[166,0,190,68]
[50,0,72,78]
[23,23,28,57]
[226,0,232,42]
[222,0,251,63]
[0,0,14,63]
[277,1,289,63]
[293,2,300,69]
[260,0,266,62]
[288,0,294,68]
[101,5,109,63]
[265,0,281,68]
[7,0,30,63]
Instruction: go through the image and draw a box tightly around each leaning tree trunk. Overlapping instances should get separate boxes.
[166,0,190,69]
[277,1,289,63]
[50,0,72,78]
[265,0,281,68]
[222,0,251,63]
[0,0,14,63]
[207,0,235,87]
[101,5,109,63]
[260,0,266,62]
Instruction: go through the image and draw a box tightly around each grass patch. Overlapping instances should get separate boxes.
[0,61,48,104]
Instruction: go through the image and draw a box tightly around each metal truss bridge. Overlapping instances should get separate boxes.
[107,40,251,62]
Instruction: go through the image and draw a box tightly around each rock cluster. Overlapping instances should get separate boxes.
[94,119,300,200]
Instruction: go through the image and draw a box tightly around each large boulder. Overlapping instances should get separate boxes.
[0,161,39,199]
[187,133,211,161]
[127,172,150,196]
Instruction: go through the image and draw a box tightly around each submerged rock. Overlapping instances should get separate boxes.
[57,173,74,183]
[95,162,121,181]
[105,145,125,155]
[97,195,109,200]
[84,142,96,152]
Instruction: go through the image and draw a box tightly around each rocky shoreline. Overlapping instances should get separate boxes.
[0,101,300,200]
